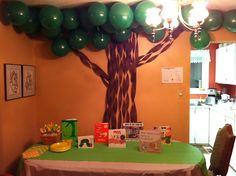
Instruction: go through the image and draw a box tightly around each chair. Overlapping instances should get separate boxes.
[209,124,235,176]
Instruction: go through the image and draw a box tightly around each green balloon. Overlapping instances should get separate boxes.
[88,2,108,26]
[114,29,131,42]
[51,38,70,57]
[68,30,88,49]
[181,4,193,25]
[147,29,165,43]
[202,10,223,31]
[92,32,110,49]
[224,10,236,32]
[109,3,133,30]
[79,8,95,31]
[190,30,211,49]
[39,5,63,30]
[19,8,40,34]
[5,1,29,26]
[42,27,61,39]
[62,8,79,30]
[134,0,155,26]
[102,22,116,34]
[143,25,163,34]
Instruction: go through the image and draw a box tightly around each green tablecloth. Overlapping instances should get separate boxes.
[33,141,208,175]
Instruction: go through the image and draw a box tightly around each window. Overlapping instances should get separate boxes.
[190,49,210,94]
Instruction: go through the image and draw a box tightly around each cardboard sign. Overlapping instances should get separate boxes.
[139,130,162,153]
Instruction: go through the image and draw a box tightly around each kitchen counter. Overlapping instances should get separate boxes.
[190,100,236,112]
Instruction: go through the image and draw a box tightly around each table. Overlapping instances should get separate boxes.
[24,141,208,176]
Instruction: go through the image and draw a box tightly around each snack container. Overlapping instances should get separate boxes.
[94,122,109,143]
[61,119,78,144]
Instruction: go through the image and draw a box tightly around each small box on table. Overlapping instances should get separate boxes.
[123,122,144,141]
[78,135,94,148]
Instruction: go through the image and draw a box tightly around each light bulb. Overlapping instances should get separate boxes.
[188,0,209,26]
[145,7,162,27]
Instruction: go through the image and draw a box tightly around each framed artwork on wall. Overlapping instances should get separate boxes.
[22,65,36,97]
[4,64,22,101]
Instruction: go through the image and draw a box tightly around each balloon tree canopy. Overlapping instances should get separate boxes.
[2,0,236,56]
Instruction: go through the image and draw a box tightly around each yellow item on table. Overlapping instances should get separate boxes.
[22,145,49,159]
[50,141,71,152]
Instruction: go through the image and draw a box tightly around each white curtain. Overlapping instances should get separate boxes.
[190,49,210,63]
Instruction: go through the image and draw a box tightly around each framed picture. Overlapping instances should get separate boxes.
[22,65,36,97]
[4,64,22,101]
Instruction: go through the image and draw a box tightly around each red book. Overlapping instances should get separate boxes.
[94,123,109,143]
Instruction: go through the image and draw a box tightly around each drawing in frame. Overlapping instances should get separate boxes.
[22,65,36,97]
[4,64,22,101]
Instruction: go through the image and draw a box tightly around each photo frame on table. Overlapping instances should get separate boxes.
[22,65,36,97]
[4,64,22,101]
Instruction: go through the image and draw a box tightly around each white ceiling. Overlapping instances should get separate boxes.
[19,0,236,11]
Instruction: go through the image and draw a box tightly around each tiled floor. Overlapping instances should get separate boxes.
[198,145,236,176]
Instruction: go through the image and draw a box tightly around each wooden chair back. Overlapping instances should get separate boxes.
[209,124,235,176]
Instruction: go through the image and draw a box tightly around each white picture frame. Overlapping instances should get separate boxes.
[22,65,36,97]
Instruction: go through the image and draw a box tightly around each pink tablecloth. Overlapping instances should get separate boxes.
[25,160,204,176]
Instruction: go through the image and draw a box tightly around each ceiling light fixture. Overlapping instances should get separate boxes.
[145,0,209,39]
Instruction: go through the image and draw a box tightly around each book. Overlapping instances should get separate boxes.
[94,123,109,143]
[123,122,144,141]
[78,135,94,148]
[139,130,162,153]
[108,129,126,148]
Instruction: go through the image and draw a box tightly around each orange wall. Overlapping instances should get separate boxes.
[34,32,191,143]
[0,24,37,173]
[35,28,236,144]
